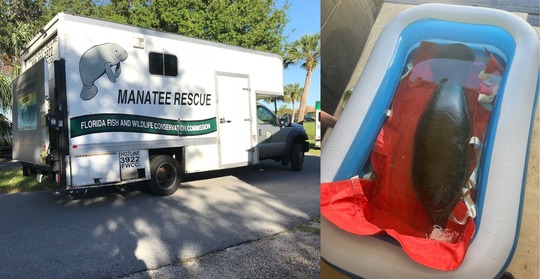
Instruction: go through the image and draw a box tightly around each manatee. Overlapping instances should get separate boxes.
[412,82,471,227]
[79,43,128,100]
[431,43,475,85]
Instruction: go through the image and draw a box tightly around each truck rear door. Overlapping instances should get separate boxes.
[11,59,50,166]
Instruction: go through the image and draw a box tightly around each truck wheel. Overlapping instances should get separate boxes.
[290,142,304,171]
[146,155,181,196]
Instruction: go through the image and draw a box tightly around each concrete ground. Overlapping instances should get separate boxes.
[122,219,320,279]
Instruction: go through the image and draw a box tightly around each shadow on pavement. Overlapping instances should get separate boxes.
[0,155,320,279]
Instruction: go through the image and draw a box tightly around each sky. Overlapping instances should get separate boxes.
[264,0,320,110]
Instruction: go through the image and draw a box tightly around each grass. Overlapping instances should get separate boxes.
[302,121,320,156]
[302,121,316,140]
[296,217,321,234]
[0,168,57,193]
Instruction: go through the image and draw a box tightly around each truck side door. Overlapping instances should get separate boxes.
[216,74,253,167]
[256,105,287,159]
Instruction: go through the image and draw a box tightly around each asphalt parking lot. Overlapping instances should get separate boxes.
[0,155,320,278]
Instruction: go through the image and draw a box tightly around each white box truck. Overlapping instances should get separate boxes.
[12,13,308,196]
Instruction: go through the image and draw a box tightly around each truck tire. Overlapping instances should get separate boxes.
[146,155,181,196]
[290,142,304,171]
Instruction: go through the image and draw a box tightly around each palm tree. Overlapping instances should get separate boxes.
[0,74,12,113]
[283,83,302,122]
[276,104,292,118]
[283,34,320,123]
[263,96,283,114]
[0,113,11,145]
[1,18,34,113]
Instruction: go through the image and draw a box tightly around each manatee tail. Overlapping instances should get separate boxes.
[81,84,98,100]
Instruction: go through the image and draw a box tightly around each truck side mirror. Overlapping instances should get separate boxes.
[280,114,291,127]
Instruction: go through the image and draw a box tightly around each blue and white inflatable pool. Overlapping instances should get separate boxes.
[322,3,539,278]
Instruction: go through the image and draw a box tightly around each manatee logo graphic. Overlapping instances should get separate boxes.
[79,43,128,100]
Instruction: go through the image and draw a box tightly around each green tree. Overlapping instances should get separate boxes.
[1,0,45,29]
[276,104,292,118]
[38,0,100,29]
[41,0,97,22]
[97,0,158,28]
[1,0,45,113]
[0,75,12,114]
[0,113,11,145]
[125,0,289,54]
[283,83,302,122]
[284,33,320,122]
[263,96,283,115]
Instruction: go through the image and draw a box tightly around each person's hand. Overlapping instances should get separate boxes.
[320,110,338,128]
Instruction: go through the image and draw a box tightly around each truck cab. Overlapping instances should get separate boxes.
[256,104,309,171]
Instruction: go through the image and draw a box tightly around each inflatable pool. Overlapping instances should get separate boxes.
[321,3,539,277]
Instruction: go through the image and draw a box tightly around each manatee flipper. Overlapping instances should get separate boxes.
[104,62,117,83]
[412,82,471,228]
[80,84,99,100]
[114,62,121,78]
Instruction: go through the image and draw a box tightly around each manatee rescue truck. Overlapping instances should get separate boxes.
[11,13,308,196]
